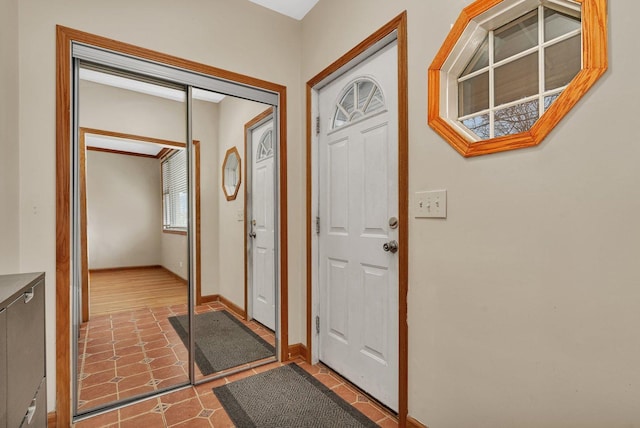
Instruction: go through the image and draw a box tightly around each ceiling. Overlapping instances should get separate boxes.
[248,0,319,20]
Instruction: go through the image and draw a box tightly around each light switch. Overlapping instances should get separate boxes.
[237,209,244,221]
[415,190,447,218]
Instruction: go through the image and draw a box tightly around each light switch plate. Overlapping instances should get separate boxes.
[237,209,244,221]
[415,190,447,218]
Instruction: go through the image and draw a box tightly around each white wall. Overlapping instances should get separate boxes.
[0,0,20,273]
[303,1,640,427]
[216,97,269,308]
[18,0,302,411]
[86,151,161,269]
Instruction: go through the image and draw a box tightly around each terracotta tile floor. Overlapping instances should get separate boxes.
[75,303,397,427]
[77,302,276,410]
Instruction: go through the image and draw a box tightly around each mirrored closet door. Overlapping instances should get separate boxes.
[71,45,280,419]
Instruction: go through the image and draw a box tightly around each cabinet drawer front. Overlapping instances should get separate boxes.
[19,378,47,428]
[0,308,6,427]
[7,280,45,428]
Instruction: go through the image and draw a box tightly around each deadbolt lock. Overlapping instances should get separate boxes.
[389,216,398,229]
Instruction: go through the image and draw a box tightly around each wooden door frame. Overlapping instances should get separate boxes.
[243,108,275,322]
[305,12,408,425]
[79,128,200,323]
[56,26,289,427]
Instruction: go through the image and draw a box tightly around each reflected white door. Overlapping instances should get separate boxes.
[318,42,399,411]
[250,118,276,330]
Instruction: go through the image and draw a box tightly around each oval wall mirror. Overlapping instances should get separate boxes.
[222,146,241,200]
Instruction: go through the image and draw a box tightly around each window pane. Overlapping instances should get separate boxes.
[461,114,490,140]
[545,35,581,91]
[340,85,355,114]
[544,92,561,111]
[462,36,490,76]
[161,149,187,230]
[458,72,489,117]
[494,99,539,137]
[494,53,538,106]
[544,8,581,42]
[494,10,538,63]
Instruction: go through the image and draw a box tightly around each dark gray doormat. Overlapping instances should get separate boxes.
[213,363,379,428]
[168,310,275,375]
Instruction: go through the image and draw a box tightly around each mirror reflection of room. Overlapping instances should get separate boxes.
[76,64,277,414]
[192,95,276,383]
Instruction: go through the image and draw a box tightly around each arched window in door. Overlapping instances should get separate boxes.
[332,78,385,129]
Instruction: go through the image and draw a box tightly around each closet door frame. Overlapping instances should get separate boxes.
[56,25,289,426]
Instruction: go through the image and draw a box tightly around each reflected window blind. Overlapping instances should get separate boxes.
[162,150,187,230]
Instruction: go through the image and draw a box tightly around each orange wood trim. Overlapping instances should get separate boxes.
[279,87,289,364]
[80,127,187,149]
[55,25,72,428]
[407,416,429,428]
[160,266,188,286]
[80,130,89,323]
[582,0,608,70]
[305,11,409,427]
[218,294,247,319]
[200,294,247,319]
[163,229,188,236]
[157,147,172,159]
[57,25,286,94]
[244,108,275,321]
[428,10,470,70]
[57,27,288,426]
[305,82,313,365]
[89,265,162,273]
[397,12,410,428]
[195,140,202,306]
[428,0,608,157]
[221,146,242,201]
[287,343,309,361]
[200,294,218,304]
[47,412,57,428]
[86,146,157,159]
[463,0,503,18]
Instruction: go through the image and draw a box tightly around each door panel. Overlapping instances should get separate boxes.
[250,119,276,330]
[318,41,399,411]
[327,258,349,343]
[328,137,350,234]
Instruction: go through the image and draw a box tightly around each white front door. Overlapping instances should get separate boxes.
[250,118,276,331]
[318,42,399,411]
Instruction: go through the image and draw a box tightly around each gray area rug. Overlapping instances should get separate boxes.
[168,310,274,375]
[213,363,379,428]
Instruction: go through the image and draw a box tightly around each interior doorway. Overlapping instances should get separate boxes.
[306,12,408,424]
[245,109,276,331]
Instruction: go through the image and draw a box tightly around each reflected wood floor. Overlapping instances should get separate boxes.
[89,267,187,317]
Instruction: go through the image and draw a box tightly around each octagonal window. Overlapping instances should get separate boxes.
[428,0,608,157]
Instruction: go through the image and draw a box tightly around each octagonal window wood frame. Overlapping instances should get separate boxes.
[222,146,242,201]
[428,0,607,157]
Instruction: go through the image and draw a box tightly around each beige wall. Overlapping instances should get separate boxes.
[18,0,302,411]
[0,0,20,273]
[86,151,161,269]
[216,97,269,309]
[16,0,639,424]
[79,80,187,143]
[303,1,640,427]
[194,100,221,296]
